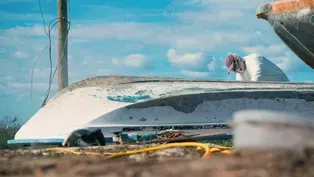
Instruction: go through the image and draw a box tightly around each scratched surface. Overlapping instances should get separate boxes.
[14,76,314,140]
[256,0,314,68]
[87,91,314,126]
[55,76,314,101]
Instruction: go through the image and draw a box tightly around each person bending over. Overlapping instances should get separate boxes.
[225,53,289,82]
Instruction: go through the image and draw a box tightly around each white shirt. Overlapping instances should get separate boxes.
[236,53,289,82]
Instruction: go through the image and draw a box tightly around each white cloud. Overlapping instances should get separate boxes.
[241,44,308,72]
[167,48,207,70]
[274,51,306,72]
[14,50,29,59]
[242,44,287,57]
[176,10,244,23]
[1,0,312,85]
[3,25,48,37]
[112,54,150,69]
[180,70,209,78]
[7,22,252,52]
[207,57,217,72]
[170,31,255,52]
[1,20,257,54]
[124,54,148,68]
[167,48,227,76]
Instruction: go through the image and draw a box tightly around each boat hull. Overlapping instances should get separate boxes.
[256,0,314,69]
[11,76,314,145]
[84,90,314,136]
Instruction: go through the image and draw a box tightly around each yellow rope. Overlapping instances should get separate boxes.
[46,142,231,160]
[104,142,211,159]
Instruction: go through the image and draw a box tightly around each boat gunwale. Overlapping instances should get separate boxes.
[51,76,314,101]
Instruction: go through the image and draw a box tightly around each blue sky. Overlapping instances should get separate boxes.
[1,0,313,122]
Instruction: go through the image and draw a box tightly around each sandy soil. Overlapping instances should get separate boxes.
[1,144,314,177]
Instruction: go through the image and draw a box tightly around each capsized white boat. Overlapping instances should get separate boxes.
[9,76,314,145]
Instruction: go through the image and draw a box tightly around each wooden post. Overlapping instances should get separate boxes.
[57,0,68,91]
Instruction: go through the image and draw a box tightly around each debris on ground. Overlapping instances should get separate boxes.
[1,143,314,177]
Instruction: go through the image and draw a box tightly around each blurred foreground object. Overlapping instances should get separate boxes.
[233,110,314,150]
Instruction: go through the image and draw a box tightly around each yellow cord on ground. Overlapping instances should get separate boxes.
[46,142,231,160]
[104,142,211,159]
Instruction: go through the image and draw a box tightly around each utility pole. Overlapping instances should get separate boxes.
[57,0,68,91]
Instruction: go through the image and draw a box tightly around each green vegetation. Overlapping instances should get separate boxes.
[0,116,21,149]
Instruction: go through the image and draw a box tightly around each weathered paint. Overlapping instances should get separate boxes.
[107,95,151,103]
[256,0,314,68]
[13,76,314,141]
[54,76,314,99]
[7,139,64,145]
[86,91,314,136]
[256,0,314,19]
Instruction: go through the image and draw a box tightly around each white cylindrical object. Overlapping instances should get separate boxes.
[233,110,314,150]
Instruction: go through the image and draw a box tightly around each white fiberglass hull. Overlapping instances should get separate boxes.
[12,76,314,143]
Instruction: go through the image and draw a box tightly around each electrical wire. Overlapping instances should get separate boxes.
[103,142,212,159]
[28,0,51,119]
[46,142,232,160]
[41,18,62,107]
[38,0,48,36]
[29,0,72,112]
[28,43,48,119]
[41,0,72,107]
[35,0,71,107]
[41,19,71,107]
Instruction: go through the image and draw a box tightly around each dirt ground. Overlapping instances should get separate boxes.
[1,144,314,177]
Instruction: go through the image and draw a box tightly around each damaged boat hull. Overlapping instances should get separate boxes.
[10,76,314,145]
[256,0,314,69]
[82,90,314,138]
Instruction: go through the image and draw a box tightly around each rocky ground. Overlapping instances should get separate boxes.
[1,143,314,177]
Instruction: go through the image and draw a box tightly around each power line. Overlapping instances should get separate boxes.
[29,0,72,117]
[41,0,72,107]
[41,19,60,107]
[28,19,57,117]
[41,18,71,107]
[28,43,48,119]
[38,0,48,36]
[28,0,51,119]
